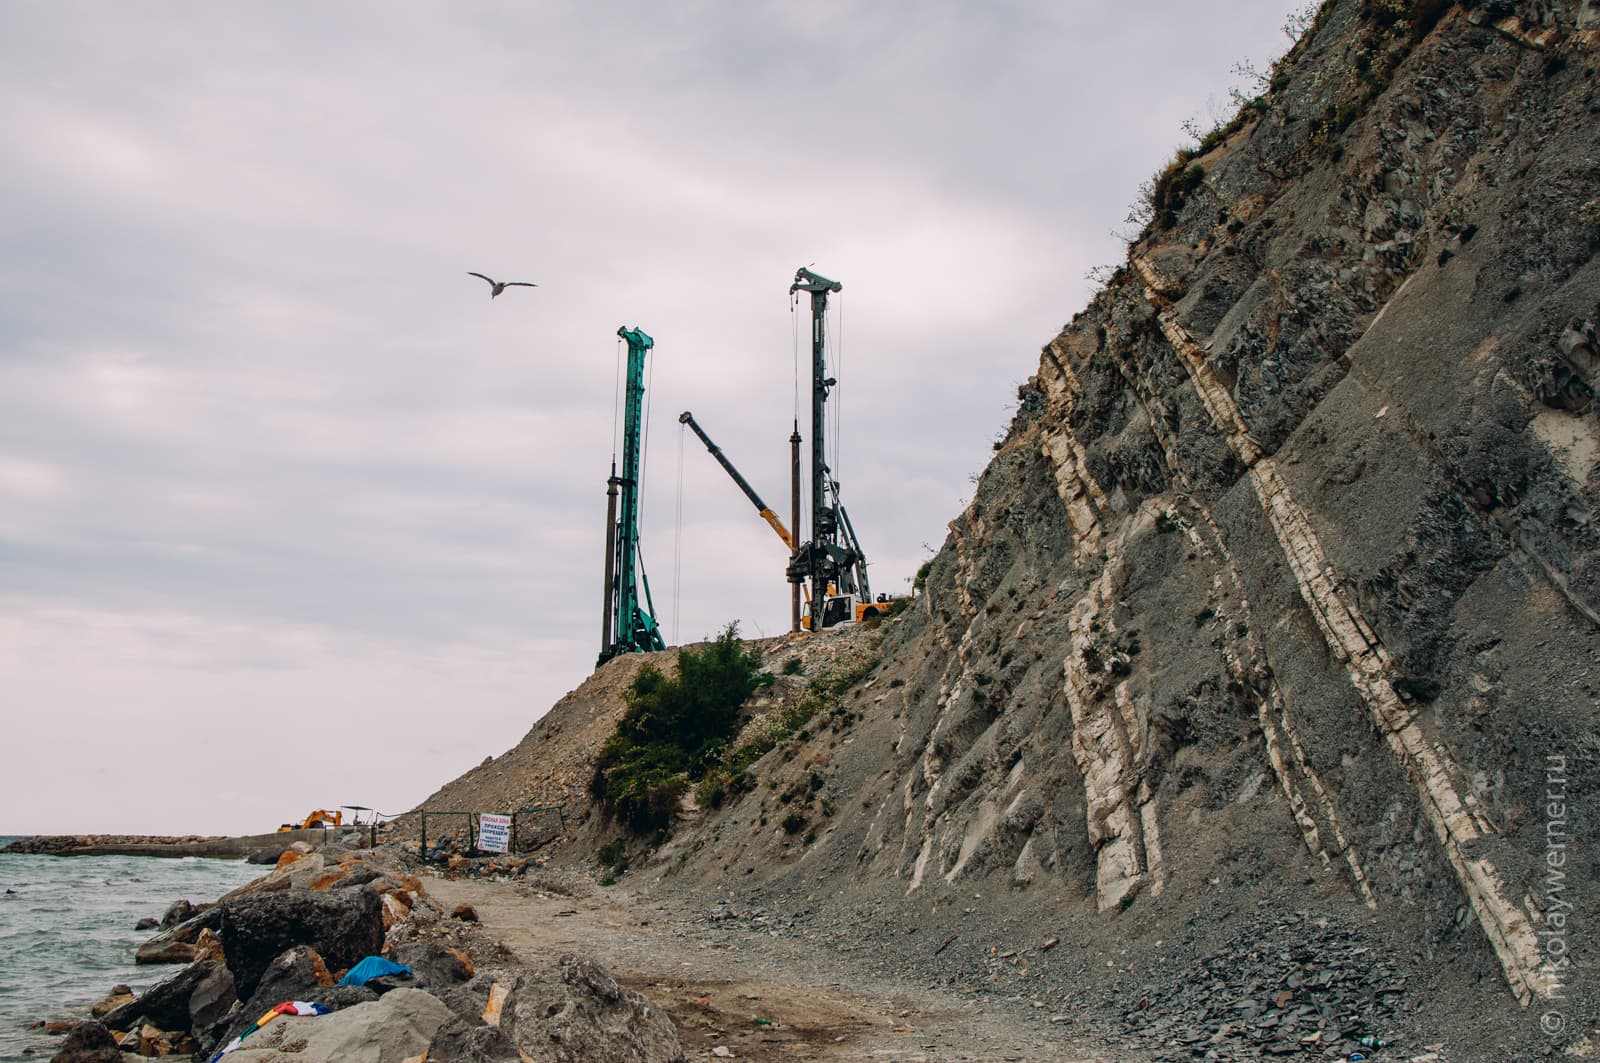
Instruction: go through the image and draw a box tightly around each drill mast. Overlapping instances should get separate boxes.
[599,326,666,666]
[786,267,870,630]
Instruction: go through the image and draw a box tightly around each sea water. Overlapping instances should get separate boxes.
[0,840,263,1061]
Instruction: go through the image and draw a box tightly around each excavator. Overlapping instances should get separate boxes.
[277,809,342,832]
[679,409,894,629]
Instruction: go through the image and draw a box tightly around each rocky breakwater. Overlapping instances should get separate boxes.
[48,844,684,1063]
[5,835,226,857]
[5,829,366,859]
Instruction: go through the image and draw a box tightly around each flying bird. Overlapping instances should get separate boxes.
[468,272,538,298]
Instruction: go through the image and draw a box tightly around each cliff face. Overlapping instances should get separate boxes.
[657,0,1598,1045]
[411,0,1599,1052]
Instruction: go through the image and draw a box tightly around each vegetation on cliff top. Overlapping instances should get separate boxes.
[590,625,770,835]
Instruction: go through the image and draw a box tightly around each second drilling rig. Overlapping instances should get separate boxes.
[786,267,875,632]
[599,325,666,666]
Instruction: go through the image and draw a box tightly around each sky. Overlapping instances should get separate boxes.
[0,1,1305,835]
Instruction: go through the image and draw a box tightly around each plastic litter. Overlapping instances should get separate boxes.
[338,955,413,987]
[207,1001,332,1062]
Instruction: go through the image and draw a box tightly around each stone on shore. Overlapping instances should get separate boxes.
[87,987,134,1019]
[46,1021,122,1063]
[159,899,196,928]
[434,954,681,1063]
[101,959,222,1036]
[220,886,383,998]
[221,987,451,1062]
[134,906,223,964]
[392,941,475,989]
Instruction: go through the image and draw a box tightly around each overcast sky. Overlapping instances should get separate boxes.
[1,2,1303,835]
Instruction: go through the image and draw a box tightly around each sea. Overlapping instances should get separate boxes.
[0,838,264,1061]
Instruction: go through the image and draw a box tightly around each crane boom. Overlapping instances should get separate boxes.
[678,411,795,549]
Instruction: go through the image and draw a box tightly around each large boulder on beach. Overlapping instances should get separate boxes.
[135,905,223,964]
[47,1022,121,1063]
[221,987,451,1063]
[220,887,383,998]
[47,1021,122,1063]
[246,845,288,865]
[100,959,222,1035]
[433,954,681,1063]
[186,961,238,1046]
[392,941,474,990]
[210,946,377,1053]
[159,899,196,928]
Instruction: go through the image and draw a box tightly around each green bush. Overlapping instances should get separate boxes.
[591,624,768,834]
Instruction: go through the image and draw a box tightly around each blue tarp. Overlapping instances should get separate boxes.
[338,955,413,987]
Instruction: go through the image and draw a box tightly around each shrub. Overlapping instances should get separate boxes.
[591,624,768,834]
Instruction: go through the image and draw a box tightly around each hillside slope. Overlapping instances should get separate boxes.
[409,1,1599,1055]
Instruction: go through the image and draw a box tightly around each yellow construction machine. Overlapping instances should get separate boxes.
[276,809,343,832]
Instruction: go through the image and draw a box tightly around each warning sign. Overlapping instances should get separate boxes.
[478,813,511,853]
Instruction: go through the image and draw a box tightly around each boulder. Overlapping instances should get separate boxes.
[46,1021,122,1063]
[440,955,680,1063]
[135,906,224,964]
[160,899,196,929]
[450,903,479,922]
[87,988,134,1019]
[134,940,197,965]
[101,959,222,1035]
[193,927,226,964]
[136,1023,193,1057]
[222,987,451,1063]
[379,892,410,929]
[134,917,159,931]
[213,946,373,1051]
[511,954,680,1062]
[220,886,383,998]
[246,846,287,865]
[286,854,335,890]
[330,867,384,890]
[186,961,237,1046]
[392,942,474,990]
[425,1015,522,1062]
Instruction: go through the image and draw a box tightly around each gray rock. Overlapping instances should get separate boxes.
[425,1016,522,1062]
[135,905,223,963]
[221,987,451,1063]
[160,899,196,928]
[245,846,288,865]
[220,886,383,998]
[498,953,681,1063]
[46,1021,122,1063]
[101,958,221,1035]
[187,961,237,1046]
[392,941,474,990]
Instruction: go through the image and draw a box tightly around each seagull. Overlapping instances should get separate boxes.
[468,272,538,298]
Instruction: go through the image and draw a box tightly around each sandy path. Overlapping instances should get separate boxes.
[426,875,1109,1062]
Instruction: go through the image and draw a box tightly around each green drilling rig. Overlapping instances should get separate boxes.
[599,325,666,667]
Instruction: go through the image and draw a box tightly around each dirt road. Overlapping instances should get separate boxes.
[426,874,1112,1062]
